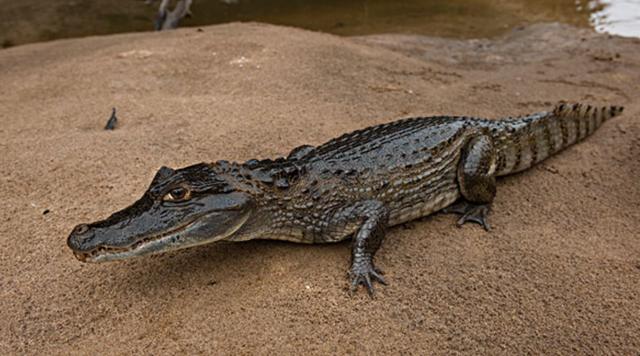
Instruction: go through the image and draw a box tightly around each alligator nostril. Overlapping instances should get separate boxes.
[73,224,90,235]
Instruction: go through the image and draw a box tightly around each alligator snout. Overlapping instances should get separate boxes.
[72,224,90,235]
[67,223,95,253]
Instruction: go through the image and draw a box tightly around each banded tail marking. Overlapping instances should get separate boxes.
[494,102,624,176]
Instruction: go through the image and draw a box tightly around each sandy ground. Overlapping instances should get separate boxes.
[0,23,638,354]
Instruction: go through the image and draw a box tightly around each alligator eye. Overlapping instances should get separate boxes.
[163,187,191,202]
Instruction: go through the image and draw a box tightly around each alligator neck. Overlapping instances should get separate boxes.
[221,158,312,242]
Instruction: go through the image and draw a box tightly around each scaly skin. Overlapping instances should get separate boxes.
[67,102,624,296]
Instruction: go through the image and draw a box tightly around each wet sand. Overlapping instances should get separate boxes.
[0,22,638,354]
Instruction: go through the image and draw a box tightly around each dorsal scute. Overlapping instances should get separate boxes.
[241,156,305,188]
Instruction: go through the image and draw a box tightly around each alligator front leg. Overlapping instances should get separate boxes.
[336,200,389,296]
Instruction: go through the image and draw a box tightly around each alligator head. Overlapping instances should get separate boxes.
[67,162,256,262]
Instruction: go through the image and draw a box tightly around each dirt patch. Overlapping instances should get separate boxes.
[0,22,638,354]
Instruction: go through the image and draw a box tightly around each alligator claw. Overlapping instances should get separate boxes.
[444,201,491,231]
[349,261,387,297]
[457,204,491,231]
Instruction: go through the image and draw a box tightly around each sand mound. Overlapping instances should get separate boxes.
[1,23,638,354]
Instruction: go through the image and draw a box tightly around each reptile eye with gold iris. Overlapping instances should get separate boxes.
[163,187,190,201]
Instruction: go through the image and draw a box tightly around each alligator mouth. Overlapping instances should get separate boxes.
[73,210,250,263]
[73,217,201,263]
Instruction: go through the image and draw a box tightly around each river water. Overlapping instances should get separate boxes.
[1,0,639,48]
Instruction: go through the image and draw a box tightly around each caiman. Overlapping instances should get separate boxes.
[67,102,624,295]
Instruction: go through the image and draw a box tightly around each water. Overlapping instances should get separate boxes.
[588,0,640,36]
[190,0,640,38]
[1,0,639,48]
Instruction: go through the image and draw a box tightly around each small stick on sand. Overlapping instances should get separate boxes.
[104,108,118,130]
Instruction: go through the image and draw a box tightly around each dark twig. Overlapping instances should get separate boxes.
[105,107,118,130]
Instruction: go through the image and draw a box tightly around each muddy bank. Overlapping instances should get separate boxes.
[0,23,638,354]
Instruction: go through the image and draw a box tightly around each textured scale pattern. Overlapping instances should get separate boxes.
[236,103,623,245]
[489,103,623,175]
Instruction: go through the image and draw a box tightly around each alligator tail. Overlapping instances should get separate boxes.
[488,102,624,176]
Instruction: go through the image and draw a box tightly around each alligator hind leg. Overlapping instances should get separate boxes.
[445,135,497,231]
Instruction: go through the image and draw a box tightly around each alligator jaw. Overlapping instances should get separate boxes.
[73,218,200,263]
[75,211,250,263]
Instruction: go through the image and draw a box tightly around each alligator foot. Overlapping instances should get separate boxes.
[349,256,386,297]
[443,201,491,231]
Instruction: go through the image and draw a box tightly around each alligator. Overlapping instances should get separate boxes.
[67,102,624,295]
